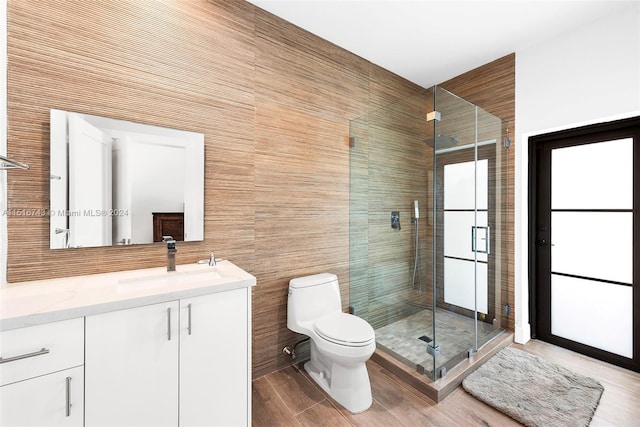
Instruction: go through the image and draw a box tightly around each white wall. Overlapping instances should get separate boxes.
[129,142,185,244]
[514,3,640,342]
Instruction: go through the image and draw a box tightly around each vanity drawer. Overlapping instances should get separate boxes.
[0,318,84,386]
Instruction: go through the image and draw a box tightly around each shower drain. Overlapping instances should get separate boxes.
[418,335,433,343]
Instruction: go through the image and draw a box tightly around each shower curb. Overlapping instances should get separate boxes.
[371,331,514,402]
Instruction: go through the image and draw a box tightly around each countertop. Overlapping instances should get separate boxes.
[0,260,256,331]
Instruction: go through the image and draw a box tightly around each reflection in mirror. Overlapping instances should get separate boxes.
[50,110,204,249]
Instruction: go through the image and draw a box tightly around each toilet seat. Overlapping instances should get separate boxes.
[314,312,375,347]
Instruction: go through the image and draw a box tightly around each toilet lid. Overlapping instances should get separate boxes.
[314,312,375,346]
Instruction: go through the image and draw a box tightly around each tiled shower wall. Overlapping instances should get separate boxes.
[349,90,435,328]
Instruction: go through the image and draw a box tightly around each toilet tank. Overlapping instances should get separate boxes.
[288,273,342,331]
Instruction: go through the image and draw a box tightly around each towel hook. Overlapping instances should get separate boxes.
[0,154,29,170]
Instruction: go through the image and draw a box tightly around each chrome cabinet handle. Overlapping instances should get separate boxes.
[65,376,72,417]
[0,347,50,364]
[167,307,172,341]
[187,303,192,336]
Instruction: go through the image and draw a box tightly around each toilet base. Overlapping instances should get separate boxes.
[304,358,372,414]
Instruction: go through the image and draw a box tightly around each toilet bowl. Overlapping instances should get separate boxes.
[288,273,376,413]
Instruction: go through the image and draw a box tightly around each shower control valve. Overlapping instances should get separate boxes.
[391,211,401,230]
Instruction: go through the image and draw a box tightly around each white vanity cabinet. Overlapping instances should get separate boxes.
[85,301,180,426]
[180,287,250,427]
[0,318,85,427]
[85,287,251,427]
[0,260,255,427]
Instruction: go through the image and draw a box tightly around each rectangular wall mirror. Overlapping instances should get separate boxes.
[50,109,204,249]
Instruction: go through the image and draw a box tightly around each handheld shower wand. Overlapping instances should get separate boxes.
[411,200,423,292]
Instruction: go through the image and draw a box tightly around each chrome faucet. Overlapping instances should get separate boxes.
[163,236,177,272]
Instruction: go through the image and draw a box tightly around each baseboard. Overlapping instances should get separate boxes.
[515,323,531,344]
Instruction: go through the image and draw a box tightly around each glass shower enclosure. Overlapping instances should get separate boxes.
[349,86,510,380]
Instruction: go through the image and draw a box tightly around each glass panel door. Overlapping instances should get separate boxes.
[532,117,640,372]
[550,138,633,358]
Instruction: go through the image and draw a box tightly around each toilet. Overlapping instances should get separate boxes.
[287,273,376,413]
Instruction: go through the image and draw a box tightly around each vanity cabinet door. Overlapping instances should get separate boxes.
[85,301,179,427]
[180,288,250,427]
[0,366,84,427]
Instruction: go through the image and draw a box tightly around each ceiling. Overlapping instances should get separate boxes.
[246,0,634,88]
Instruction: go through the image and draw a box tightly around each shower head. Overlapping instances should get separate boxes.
[424,134,460,149]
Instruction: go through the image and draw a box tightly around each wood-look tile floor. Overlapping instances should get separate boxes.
[252,340,640,426]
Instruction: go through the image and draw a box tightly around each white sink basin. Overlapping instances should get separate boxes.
[116,266,222,293]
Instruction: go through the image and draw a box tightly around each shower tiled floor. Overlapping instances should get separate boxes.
[374,308,503,375]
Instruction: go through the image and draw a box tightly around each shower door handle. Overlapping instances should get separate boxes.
[471,226,490,254]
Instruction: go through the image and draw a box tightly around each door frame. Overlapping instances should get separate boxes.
[528,115,640,372]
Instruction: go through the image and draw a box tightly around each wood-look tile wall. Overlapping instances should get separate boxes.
[6,0,514,377]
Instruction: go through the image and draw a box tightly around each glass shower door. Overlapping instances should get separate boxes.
[430,87,504,378]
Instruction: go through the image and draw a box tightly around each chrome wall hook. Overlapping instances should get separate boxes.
[0,154,29,170]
